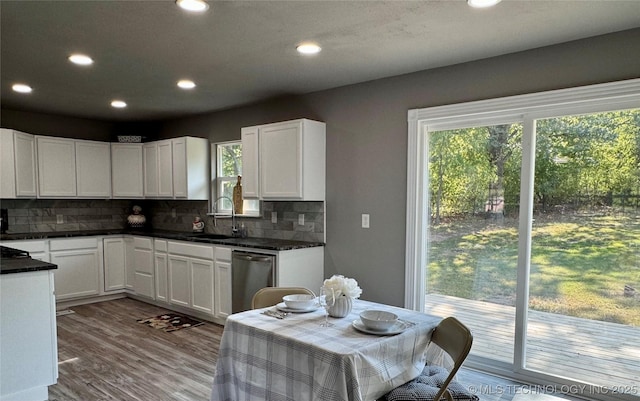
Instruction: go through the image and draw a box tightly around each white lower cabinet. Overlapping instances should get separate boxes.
[124,236,135,291]
[49,238,100,301]
[214,247,232,319]
[2,235,324,326]
[168,254,190,307]
[133,237,155,299]
[103,237,126,291]
[167,240,215,315]
[154,239,168,302]
[191,258,215,315]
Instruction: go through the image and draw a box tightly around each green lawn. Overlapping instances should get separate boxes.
[428,213,640,326]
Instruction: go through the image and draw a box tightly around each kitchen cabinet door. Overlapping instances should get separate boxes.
[172,137,209,200]
[111,143,143,198]
[157,139,173,197]
[36,136,77,197]
[76,140,111,198]
[103,237,125,291]
[143,142,159,197]
[133,237,155,299]
[154,238,168,303]
[50,248,100,300]
[214,246,232,319]
[155,253,168,303]
[168,255,190,307]
[260,121,303,199]
[241,127,259,199]
[0,129,37,198]
[124,236,135,291]
[191,258,215,315]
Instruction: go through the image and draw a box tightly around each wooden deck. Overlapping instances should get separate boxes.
[425,294,640,390]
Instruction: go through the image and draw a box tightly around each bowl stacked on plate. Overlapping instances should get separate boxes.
[360,310,398,331]
[282,294,316,310]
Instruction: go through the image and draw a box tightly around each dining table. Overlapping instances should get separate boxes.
[210,299,441,401]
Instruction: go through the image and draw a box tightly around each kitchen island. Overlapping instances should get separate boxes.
[0,247,58,401]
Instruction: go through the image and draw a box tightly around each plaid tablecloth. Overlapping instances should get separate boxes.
[210,299,441,401]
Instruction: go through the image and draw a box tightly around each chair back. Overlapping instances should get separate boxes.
[430,316,473,401]
[251,287,315,309]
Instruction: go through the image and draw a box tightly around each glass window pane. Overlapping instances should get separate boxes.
[426,123,522,364]
[526,109,640,390]
[215,141,260,215]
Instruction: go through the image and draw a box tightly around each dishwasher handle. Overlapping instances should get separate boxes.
[233,253,272,262]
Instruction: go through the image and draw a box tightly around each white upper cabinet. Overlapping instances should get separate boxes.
[111,143,144,198]
[241,127,259,199]
[157,139,174,197]
[0,129,37,198]
[172,137,209,200]
[36,136,77,197]
[242,119,325,200]
[76,140,111,198]
[145,137,209,200]
[143,142,159,197]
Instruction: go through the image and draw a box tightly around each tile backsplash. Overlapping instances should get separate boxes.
[0,199,325,242]
[149,200,325,242]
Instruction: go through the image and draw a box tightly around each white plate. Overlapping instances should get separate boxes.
[352,319,410,335]
[276,302,319,313]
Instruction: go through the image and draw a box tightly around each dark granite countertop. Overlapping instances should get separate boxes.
[1,257,57,275]
[0,230,325,251]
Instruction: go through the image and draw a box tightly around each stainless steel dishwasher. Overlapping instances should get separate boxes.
[231,251,275,313]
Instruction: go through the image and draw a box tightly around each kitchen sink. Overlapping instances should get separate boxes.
[187,233,231,240]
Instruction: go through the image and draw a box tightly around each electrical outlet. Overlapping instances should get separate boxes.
[57,214,64,224]
[271,211,277,224]
[298,214,305,225]
[361,214,370,228]
[171,208,176,218]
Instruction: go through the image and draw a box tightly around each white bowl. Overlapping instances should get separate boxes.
[360,310,398,331]
[282,294,316,310]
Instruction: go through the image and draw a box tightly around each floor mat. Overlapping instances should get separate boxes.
[137,313,204,332]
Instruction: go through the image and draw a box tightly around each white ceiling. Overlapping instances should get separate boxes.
[1,0,639,121]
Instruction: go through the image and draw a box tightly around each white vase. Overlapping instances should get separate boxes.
[328,295,353,318]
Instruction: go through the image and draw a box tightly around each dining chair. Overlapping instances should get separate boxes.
[384,316,476,401]
[251,286,315,309]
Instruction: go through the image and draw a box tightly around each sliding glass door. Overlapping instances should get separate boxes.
[525,110,640,392]
[409,80,640,401]
[426,123,522,367]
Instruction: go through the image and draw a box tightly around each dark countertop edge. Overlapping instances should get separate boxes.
[1,258,57,275]
[0,230,325,251]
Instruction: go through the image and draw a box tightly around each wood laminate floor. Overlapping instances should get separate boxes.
[49,298,584,401]
[49,298,223,401]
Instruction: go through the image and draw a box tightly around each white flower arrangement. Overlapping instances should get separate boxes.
[323,275,362,302]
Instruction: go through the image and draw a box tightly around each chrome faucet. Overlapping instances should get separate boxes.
[212,196,238,236]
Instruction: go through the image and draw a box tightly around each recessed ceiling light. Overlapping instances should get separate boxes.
[177,79,196,89]
[68,54,94,66]
[12,83,33,94]
[176,0,209,12]
[111,100,127,108]
[467,0,502,8]
[296,43,322,55]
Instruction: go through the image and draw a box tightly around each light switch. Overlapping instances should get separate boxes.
[271,211,277,223]
[362,214,370,228]
[57,214,64,224]
[171,208,177,218]
[298,214,305,225]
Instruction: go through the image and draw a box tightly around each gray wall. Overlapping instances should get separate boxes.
[156,28,640,306]
[2,29,639,306]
